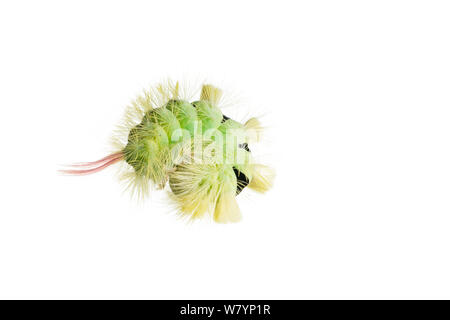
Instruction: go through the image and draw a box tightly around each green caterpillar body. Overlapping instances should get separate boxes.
[63,82,274,223]
[124,98,249,195]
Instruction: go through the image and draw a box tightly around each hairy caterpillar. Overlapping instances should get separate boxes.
[61,81,275,223]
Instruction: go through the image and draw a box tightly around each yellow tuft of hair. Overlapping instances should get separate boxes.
[248,164,275,193]
[244,117,264,142]
[214,191,242,223]
[200,84,223,106]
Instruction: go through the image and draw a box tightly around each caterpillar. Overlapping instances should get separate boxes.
[61,81,275,223]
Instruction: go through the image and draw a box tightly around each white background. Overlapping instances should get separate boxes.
[1,0,449,299]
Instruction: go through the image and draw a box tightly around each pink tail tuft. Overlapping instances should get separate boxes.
[59,152,124,175]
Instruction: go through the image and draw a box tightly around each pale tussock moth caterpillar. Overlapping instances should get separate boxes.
[61,80,274,223]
